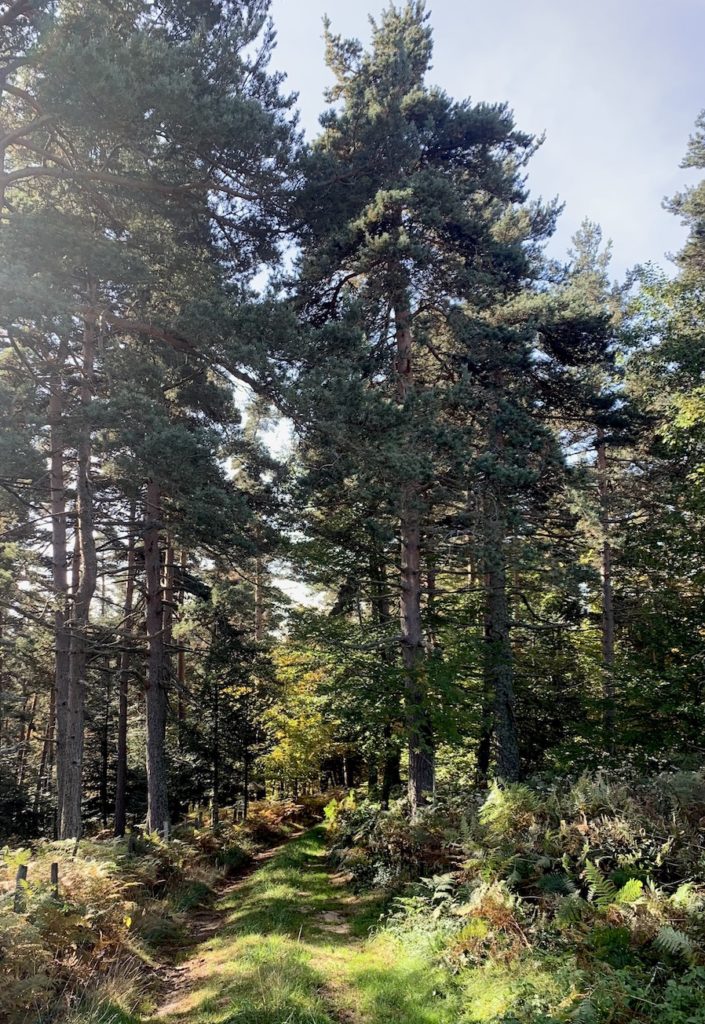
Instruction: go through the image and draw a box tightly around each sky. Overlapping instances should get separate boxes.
[269,0,704,279]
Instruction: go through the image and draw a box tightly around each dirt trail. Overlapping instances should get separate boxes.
[148,839,296,1020]
[141,826,455,1024]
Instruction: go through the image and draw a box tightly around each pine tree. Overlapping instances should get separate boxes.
[293,2,558,796]
[0,0,297,836]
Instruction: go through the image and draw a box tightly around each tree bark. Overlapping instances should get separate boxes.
[60,298,98,839]
[33,683,55,815]
[476,511,493,787]
[49,340,71,830]
[394,300,433,815]
[115,498,137,837]
[369,543,402,810]
[482,487,520,782]
[597,429,616,752]
[15,692,37,790]
[163,539,175,678]
[144,479,169,834]
[176,549,186,744]
[99,667,110,827]
[211,638,220,829]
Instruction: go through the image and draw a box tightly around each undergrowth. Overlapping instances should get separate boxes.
[0,796,327,1024]
[327,770,705,1023]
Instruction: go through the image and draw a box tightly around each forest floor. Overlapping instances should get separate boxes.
[144,824,460,1024]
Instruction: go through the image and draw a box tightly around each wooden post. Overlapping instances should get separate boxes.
[50,862,59,898]
[14,865,28,912]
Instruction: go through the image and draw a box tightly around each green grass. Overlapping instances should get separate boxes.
[149,825,465,1024]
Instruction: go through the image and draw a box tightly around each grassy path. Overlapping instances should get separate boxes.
[147,825,461,1024]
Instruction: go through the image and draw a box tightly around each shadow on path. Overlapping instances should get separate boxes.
[147,826,459,1024]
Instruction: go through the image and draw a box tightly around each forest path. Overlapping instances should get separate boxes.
[145,825,459,1024]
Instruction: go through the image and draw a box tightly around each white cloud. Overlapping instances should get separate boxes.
[271,0,703,277]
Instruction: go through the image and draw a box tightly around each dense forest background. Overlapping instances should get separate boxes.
[1,0,704,841]
[5,4,705,1023]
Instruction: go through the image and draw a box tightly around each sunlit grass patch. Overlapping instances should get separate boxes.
[339,932,461,1024]
[457,954,579,1022]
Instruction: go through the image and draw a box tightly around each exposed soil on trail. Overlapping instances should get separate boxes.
[148,836,300,1020]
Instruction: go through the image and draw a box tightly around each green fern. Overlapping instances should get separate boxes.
[538,872,577,895]
[584,861,617,908]
[671,883,704,912]
[478,782,540,834]
[572,996,598,1023]
[457,815,473,848]
[419,873,457,909]
[614,878,644,905]
[556,893,590,927]
[654,925,694,962]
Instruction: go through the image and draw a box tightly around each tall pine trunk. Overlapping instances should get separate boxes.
[16,692,38,790]
[115,498,137,836]
[163,540,175,679]
[369,544,401,809]
[211,632,220,830]
[99,666,110,827]
[597,429,616,751]
[477,584,494,787]
[60,303,98,839]
[49,340,71,829]
[33,684,55,815]
[394,300,433,815]
[176,549,187,744]
[482,486,520,781]
[144,480,169,834]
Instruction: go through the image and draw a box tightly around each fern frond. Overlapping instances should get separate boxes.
[614,878,644,905]
[671,883,704,912]
[654,925,694,961]
[584,861,617,908]
[556,893,590,927]
[538,872,577,895]
[572,996,598,1023]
